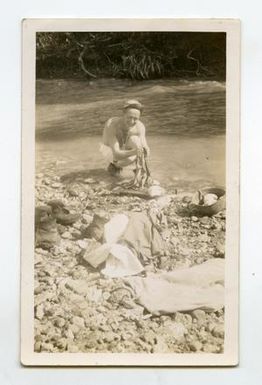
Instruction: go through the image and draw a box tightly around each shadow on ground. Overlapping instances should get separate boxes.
[60,168,121,185]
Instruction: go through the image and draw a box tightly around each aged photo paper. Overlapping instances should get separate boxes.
[21,18,240,366]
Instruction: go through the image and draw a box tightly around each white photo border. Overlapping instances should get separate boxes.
[21,18,240,366]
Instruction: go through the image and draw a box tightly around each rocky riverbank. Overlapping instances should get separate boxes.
[34,167,225,354]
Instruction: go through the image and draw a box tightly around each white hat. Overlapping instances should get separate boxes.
[123,99,143,111]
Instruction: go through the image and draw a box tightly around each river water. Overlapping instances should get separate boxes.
[36,78,225,190]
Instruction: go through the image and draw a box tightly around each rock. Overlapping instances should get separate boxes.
[64,292,89,311]
[71,316,85,329]
[215,241,225,257]
[103,332,118,343]
[41,342,54,352]
[84,333,101,349]
[144,264,155,273]
[143,331,156,346]
[137,339,151,353]
[200,216,210,225]
[67,187,79,197]
[207,322,217,333]
[36,246,49,255]
[35,304,44,320]
[182,195,192,204]
[55,338,68,350]
[196,257,204,264]
[153,336,169,353]
[121,332,134,341]
[163,321,187,342]
[174,312,192,326]
[61,231,72,239]
[82,214,93,224]
[102,291,111,301]
[212,324,224,338]
[57,224,66,234]
[73,222,82,230]
[198,329,208,343]
[98,324,111,332]
[51,182,62,188]
[43,304,56,317]
[199,233,209,242]
[67,344,79,353]
[71,229,81,238]
[34,341,42,352]
[53,317,66,328]
[84,178,96,184]
[64,328,74,340]
[192,309,206,325]
[43,178,51,186]
[159,256,170,270]
[76,239,89,250]
[203,343,219,353]
[191,216,199,222]
[34,286,43,295]
[189,340,203,352]
[34,291,55,306]
[122,305,144,320]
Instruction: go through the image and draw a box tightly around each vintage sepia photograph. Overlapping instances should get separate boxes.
[21,19,240,366]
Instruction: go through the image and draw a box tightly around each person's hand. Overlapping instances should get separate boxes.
[143,146,150,157]
[136,147,144,157]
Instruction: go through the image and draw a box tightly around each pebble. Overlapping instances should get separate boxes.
[82,214,93,224]
[121,332,133,341]
[102,292,111,301]
[76,239,89,250]
[55,338,68,350]
[141,331,156,346]
[35,304,45,320]
[191,216,199,222]
[67,344,79,353]
[41,342,54,352]
[192,309,206,323]
[207,322,217,333]
[54,317,66,328]
[103,332,118,343]
[68,324,80,336]
[174,312,192,326]
[84,178,96,184]
[164,322,187,342]
[34,341,42,352]
[212,324,224,338]
[153,336,169,353]
[51,182,62,188]
[203,343,219,353]
[71,316,85,329]
[61,231,72,239]
[189,340,203,352]
[200,216,210,225]
[34,286,43,295]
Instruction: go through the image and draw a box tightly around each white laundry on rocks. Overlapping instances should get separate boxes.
[83,214,144,278]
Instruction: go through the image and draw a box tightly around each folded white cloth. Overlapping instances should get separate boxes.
[83,213,144,278]
[124,259,224,314]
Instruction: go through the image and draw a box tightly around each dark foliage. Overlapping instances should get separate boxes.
[36,32,226,80]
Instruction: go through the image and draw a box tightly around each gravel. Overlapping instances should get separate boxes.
[34,170,225,353]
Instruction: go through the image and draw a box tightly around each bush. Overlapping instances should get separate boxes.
[36,32,226,80]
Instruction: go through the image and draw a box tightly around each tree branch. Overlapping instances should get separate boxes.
[78,47,97,78]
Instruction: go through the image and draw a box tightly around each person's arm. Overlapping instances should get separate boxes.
[104,118,137,160]
[139,122,150,156]
[109,136,137,160]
